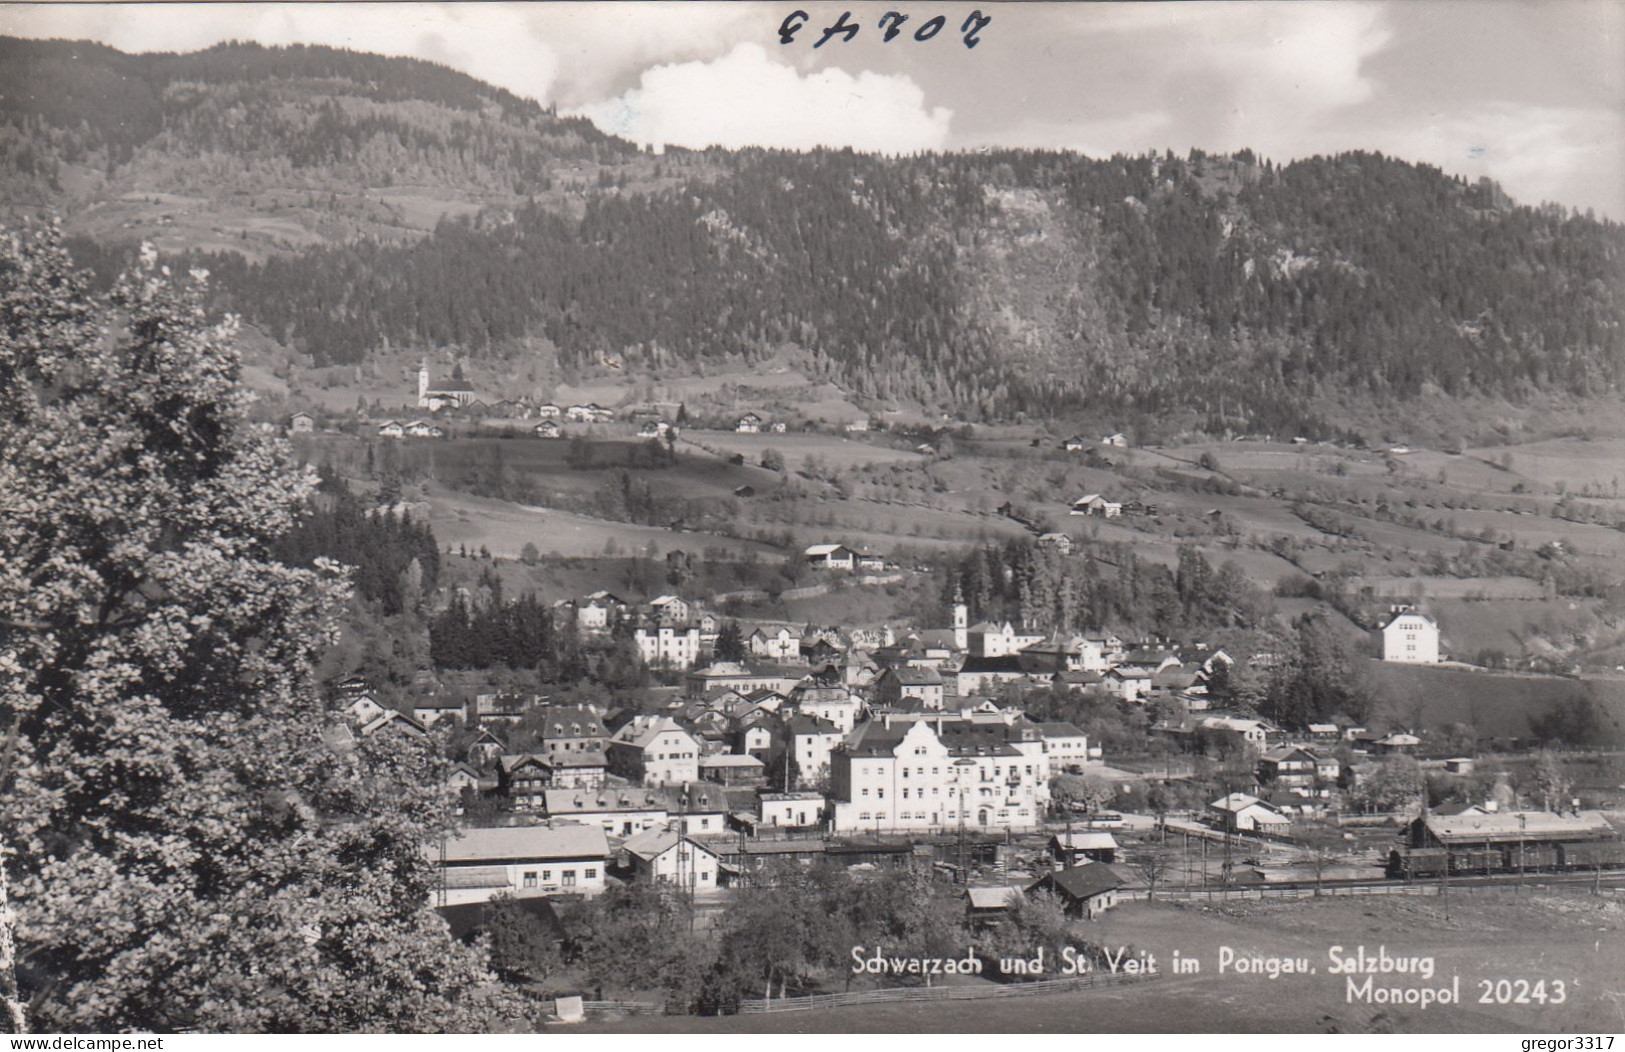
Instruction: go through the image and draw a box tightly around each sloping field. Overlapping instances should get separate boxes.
[425,486,776,560]
[1361,660,1621,743]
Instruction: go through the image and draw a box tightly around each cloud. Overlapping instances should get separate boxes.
[570,42,951,153]
[1369,103,1625,216]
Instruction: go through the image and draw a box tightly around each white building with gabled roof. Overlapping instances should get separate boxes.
[1379,608,1440,664]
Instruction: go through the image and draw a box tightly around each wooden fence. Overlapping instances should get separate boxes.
[738,968,1161,1014]
[581,999,670,1015]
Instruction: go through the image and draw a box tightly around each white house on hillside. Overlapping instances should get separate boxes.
[1379,608,1440,664]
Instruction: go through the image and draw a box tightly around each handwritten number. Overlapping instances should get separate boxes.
[816,10,860,48]
[878,11,909,42]
[778,9,809,44]
[913,15,945,41]
[962,10,991,48]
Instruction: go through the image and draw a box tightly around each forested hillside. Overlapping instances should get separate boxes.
[5,37,1622,433]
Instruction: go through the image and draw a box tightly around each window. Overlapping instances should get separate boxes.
[862,788,870,798]
[523,871,537,888]
[562,871,577,887]
[584,868,598,880]
[877,789,885,799]
[541,870,552,882]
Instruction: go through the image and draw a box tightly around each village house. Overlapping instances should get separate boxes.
[572,591,627,631]
[748,624,802,664]
[966,620,1044,658]
[1256,746,1319,789]
[377,420,405,439]
[955,655,1030,696]
[535,403,561,419]
[404,419,443,438]
[1061,436,1089,452]
[784,713,844,785]
[757,792,826,831]
[497,754,554,810]
[467,692,535,726]
[633,623,702,668]
[1100,432,1128,448]
[1026,862,1125,919]
[1103,667,1153,703]
[1199,715,1272,751]
[412,696,464,727]
[288,411,315,433]
[648,594,693,624]
[535,704,608,758]
[534,420,561,439]
[540,786,676,838]
[788,684,861,733]
[873,666,946,710]
[1379,607,1441,664]
[621,829,722,891]
[1035,722,1091,772]
[607,716,701,786]
[434,825,608,906]
[698,752,766,786]
[685,662,802,697]
[1208,792,1290,834]
[735,412,763,434]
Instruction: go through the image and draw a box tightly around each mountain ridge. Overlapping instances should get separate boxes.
[3,36,1622,435]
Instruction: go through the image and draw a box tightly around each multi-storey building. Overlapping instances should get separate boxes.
[607,715,700,786]
[828,717,1045,834]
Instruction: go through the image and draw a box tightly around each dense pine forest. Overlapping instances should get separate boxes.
[5,37,1623,432]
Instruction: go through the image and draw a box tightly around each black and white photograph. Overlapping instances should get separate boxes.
[1,0,1623,1038]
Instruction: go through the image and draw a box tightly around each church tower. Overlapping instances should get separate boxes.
[952,587,968,651]
[417,359,431,408]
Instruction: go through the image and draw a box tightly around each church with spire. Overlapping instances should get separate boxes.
[417,358,475,411]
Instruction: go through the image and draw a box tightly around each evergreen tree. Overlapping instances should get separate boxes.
[0,225,521,1032]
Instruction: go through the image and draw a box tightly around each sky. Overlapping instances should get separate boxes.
[3,1,1622,218]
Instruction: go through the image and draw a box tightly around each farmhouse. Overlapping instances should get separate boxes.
[1036,532,1073,554]
[377,420,405,438]
[534,420,561,439]
[535,403,561,419]
[736,412,763,434]
[1062,436,1089,452]
[288,411,315,433]
[1101,432,1128,448]
[1379,608,1441,664]
[804,543,857,570]
[434,825,608,906]
[1069,494,1122,518]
